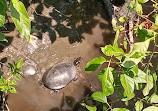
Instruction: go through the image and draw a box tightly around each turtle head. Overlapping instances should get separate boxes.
[73,57,82,66]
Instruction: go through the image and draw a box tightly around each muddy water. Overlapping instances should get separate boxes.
[0,1,114,111]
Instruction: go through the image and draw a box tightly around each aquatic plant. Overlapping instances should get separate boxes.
[83,0,158,110]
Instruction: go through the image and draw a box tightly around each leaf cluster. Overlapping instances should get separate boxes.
[0,59,23,93]
[0,0,31,42]
[82,0,158,110]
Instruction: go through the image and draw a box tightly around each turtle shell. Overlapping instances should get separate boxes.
[42,62,76,90]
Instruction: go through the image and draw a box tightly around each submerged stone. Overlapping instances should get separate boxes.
[22,59,37,76]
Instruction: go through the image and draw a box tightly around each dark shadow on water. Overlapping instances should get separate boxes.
[0,37,13,52]
[28,0,113,44]
[0,0,114,52]
[49,86,105,111]
[49,107,60,111]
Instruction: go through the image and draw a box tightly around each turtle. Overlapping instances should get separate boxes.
[42,57,82,92]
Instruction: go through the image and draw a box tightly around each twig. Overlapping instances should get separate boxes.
[150,0,158,5]
[128,19,134,51]
[106,102,112,110]
[143,46,156,71]
[5,104,10,111]
[138,14,155,24]
[146,8,158,17]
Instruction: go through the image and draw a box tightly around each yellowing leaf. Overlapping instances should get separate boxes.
[143,106,158,111]
[135,1,143,15]
[153,13,158,26]
[10,0,31,42]
[121,74,135,101]
[150,94,158,103]
[135,101,143,111]
[143,74,153,96]
[138,0,149,4]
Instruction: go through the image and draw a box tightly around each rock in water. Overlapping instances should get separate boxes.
[22,59,37,76]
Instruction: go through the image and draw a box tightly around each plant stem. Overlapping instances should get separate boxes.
[106,102,112,110]
[6,74,14,82]
[150,0,158,5]
[144,46,156,71]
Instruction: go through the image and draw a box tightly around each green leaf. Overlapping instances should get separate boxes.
[135,101,143,111]
[0,71,4,77]
[152,72,157,93]
[103,104,108,111]
[111,108,130,111]
[112,29,124,60]
[8,80,17,85]
[101,45,115,56]
[150,94,158,103]
[98,68,115,81]
[112,18,117,30]
[123,37,127,51]
[119,16,127,23]
[10,0,31,42]
[91,92,107,103]
[153,13,158,26]
[120,74,135,101]
[81,103,97,111]
[134,69,146,83]
[9,86,17,93]
[131,65,138,76]
[122,39,150,68]
[0,0,7,27]
[143,106,158,111]
[138,0,149,4]
[85,56,106,73]
[101,44,124,60]
[16,58,23,69]
[113,46,124,60]
[133,69,146,90]
[8,63,14,72]
[101,67,114,96]
[135,1,143,15]
[14,74,21,80]
[143,74,153,96]
[137,28,157,41]
[0,33,7,42]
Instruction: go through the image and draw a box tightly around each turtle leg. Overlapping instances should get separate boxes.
[73,76,78,81]
[53,89,60,93]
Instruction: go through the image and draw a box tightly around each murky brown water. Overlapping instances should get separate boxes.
[0,0,115,111]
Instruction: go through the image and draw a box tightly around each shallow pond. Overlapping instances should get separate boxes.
[0,0,115,111]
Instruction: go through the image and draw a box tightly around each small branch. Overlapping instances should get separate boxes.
[143,46,156,71]
[150,0,158,5]
[146,8,158,17]
[138,14,155,24]
[129,19,134,51]
[5,104,10,111]
[137,97,155,106]
[106,102,112,110]
[6,74,14,82]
